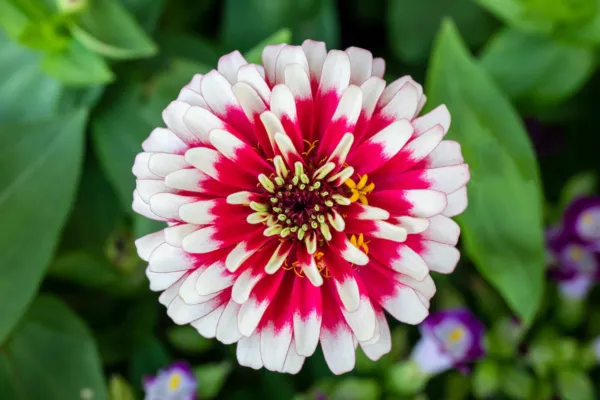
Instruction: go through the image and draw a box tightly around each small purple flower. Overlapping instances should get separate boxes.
[410,308,485,376]
[547,197,600,299]
[143,362,197,400]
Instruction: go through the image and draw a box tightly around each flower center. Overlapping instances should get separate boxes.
[249,155,352,254]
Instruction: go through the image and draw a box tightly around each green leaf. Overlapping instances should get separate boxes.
[480,28,595,105]
[194,362,232,399]
[500,365,535,399]
[0,109,87,343]
[42,38,114,86]
[385,360,429,395]
[472,360,501,398]
[92,83,153,210]
[0,30,62,123]
[167,325,214,353]
[331,378,381,400]
[427,20,545,324]
[221,0,292,51]
[475,0,555,34]
[50,251,143,295]
[72,0,157,59]
[157,32,220,65]
[221,0,339,51]
[0,295,107,399]
[558,171,597,213]
[293,0,340,48]
[387,0,496,64]
[244,28,292,64]
[108,375,136,400]
[120,0,165,33]
[129,335,170,387]
[557,369,595,400]
[0,1,30,40]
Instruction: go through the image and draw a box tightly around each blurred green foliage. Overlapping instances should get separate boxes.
[1,0,600,399]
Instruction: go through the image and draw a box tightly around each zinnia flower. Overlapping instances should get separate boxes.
[143,362,197,400]
[133,40,470,374]
[411,309,485,375]
[547,196,600,299]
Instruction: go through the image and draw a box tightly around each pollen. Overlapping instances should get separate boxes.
[345,174,375,205]
[168,373,182,391]
[350,233,369,255]
[255,156,351,253]
[448,327,464,343]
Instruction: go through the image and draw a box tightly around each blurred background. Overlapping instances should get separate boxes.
[1,0,600,399]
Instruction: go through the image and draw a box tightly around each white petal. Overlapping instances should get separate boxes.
[184,147,219,179]
[183,105,225,144]
[216,300,243,344]
[196,261,234,296]
[177,87,208,108]
[346,46,373,85]
[320,323,355,375]
[426,140,464,168]
[443,187,468,217]
[142,128,187,154]
[179,269,219,304]
[282,340,305,374]
[136,179,169,203]
[420,241,461,274]
[342,298,377,342]
[379,82,420,120]
[146,268,185,292]
[396,274,436,300]
[179,200,219,225]
[237,64,271,102]
[238,298,269,337]
[232,269,265,304]
[275,45,309,84]
[422,215,461,246]
[135,230,165,261]
[164,223,200,247]
[148,154,189,177]
[388,244,429,281]
[302,40,327,82]
[382,286,429,324]
[334,276,361,312]
[425,165,470,194]
[318,50,350,94]
[133,190,165,221]
[167,295,221,325]
[294,311,321,357]
[261,321,293,371]
[372,221,408,242]
[163,101,197,144]
[361,313,391,361]
[371,58,385,78]
[191,304,225,339]
[262,44,287,84]
[133,153,159,179]
[158,274,186,306]
[150,193,195,220]
[395,216,430,234]
[413,105,451,136]
[237,334,263,370]
[149,243,194,273]
[403,189,448,218]
[218,50,248,84]
[182,226,222,254]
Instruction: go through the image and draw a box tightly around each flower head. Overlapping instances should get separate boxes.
[133,40,470,374]
[411,308,485,375]
[547,196,600,299]
[143,362,197,400]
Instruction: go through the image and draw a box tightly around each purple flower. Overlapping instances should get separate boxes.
[547,197,600,299]
[410,308,485,376]
[143,362,197,400]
